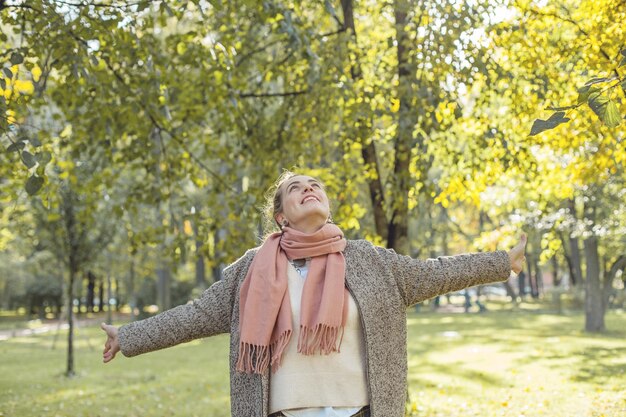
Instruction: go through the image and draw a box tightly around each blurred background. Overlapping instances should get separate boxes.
[0,1,624,416]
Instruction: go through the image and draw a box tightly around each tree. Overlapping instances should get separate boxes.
[476,0,626,331]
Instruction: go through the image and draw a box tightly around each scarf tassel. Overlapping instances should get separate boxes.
[236,330,292,374]
[297,323,345,355]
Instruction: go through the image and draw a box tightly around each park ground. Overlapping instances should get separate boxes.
[0,301,624,417]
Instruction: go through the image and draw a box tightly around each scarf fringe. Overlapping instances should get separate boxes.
[297,323,344,355]
[236,330,292,374]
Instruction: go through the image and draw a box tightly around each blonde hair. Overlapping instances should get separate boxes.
[263,170,298,232]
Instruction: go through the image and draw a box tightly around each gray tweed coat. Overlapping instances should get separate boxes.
[118,239,511,417]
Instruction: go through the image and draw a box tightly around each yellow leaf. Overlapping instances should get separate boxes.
[14,79,34,95]
[183,220,193,236]
[6,109,16,124]
[391,98,400,113]
[32,66,42,82]
[60,124,73,138]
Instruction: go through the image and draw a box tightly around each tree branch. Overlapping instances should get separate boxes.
[522,4,621,78]
[239,90,308,98]
[64,29,238,194]
[1,2,42,12]
[38,0,156,10]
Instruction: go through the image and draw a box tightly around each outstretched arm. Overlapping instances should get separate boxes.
[99,249,255,361]
[377,234,527,307]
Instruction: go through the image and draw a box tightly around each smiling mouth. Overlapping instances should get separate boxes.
[301,196,320,204]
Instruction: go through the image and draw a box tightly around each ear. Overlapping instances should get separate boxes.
[275,214,284,225]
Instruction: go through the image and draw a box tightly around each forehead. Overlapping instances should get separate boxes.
[282,175,322,189]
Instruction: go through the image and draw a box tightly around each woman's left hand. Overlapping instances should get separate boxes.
[508,234,527,274]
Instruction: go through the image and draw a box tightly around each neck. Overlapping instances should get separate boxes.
[289,221,326,234]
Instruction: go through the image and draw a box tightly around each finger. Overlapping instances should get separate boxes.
[103,349,115,362]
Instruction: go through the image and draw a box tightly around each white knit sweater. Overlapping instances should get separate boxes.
[269,261,370,415]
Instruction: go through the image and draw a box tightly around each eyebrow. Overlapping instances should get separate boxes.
[286,179,321,191]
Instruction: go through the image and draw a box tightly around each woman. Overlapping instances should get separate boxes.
[102,171,527,417]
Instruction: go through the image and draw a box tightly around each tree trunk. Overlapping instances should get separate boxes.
[193,220,207,290]
[517,270,526,298]
[552,256,560,286]
[503,280,518,303]
[62,187,78,377]
[106,254,112,325]
[525,256,534,298]
[152,127,171,311]
[584,234,604,331]
[569,235,583,287]
[86,271,96,313]
[583,201,604,332]
[114,275,120,312]
[66,266,75,377]
[388,0,419,255]
[98,280,104,312]
[156,266,171,312]
[340,0,388,243]
[606,256,626,311]
[567,199,583,287]
[129,254,137,321]
[529,264,539,298]
[534,261,543,297]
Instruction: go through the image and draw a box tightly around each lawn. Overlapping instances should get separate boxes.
[0,308,624,417]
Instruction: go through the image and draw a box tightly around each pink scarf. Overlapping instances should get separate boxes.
[236,224,348,374]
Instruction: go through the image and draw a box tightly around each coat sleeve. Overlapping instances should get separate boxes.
[118,249,255,357]
[374,246,511,307]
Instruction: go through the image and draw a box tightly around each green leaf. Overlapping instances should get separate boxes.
[588,94,610,119]
[37,151,52,165]
[7,142,25,152]
[324,0,339,22]
[603,100,621,128]
[21,151,37,168]
[0,78,5,90]
[529,111,571,136]
[619,56,626,68]
[584,77,610,86]
[30,135,42,147]
[546,105,577,111]
[2,67,13,79]
[161,2,174,17]
[621,49,626,57]
[10,52,24,65]
[25,175,44,195]
[577,85,599,105]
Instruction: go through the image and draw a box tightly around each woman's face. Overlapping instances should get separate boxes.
[276,175,330,233]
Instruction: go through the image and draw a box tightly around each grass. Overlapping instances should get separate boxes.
[405,310,626,417]
[0,308,624,417]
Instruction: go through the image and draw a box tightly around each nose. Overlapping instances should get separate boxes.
[302,184,313,193]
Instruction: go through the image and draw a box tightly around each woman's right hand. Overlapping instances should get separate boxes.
[101,322,120,363]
